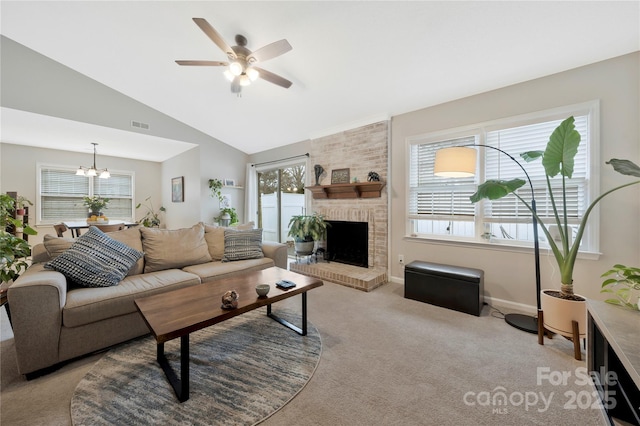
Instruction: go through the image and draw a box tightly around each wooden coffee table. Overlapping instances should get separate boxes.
[134,267,323,402]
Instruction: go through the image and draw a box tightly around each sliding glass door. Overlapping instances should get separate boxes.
[257,163,305,243]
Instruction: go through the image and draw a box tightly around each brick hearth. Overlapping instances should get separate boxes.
[290,261,387,292]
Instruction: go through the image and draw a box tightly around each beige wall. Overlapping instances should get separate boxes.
[390,52,640,311]
[0,143,162,245]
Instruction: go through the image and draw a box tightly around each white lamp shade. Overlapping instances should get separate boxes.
[239,74,251,86]
[86,168,97,177]
[246,67,259,81]
[223,70,235,82]
[99,170,111,179]
[76,168,85,176]
[434,147,477,177]
[229,61,243,76]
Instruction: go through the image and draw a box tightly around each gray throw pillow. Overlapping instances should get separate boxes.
[222,228,264,262]
[44,226,144,288]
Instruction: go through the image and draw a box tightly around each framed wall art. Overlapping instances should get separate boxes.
[223,178,236,187]
[171,176,184,202]
[331,168,350,184]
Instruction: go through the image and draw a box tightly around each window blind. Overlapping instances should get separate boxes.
[409,135,477,220]
[483,115,588,223]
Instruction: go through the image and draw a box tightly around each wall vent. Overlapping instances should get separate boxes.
[131,120,150,130]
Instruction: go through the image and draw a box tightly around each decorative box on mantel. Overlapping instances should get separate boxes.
[306,182,385,199]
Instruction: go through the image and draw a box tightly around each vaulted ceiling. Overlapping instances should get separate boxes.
[1,1,638,160]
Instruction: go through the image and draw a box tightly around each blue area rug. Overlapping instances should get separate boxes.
[71,308,321,425]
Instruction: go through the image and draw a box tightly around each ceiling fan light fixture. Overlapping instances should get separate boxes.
[223,70,235,82]
[229,61,243,76]
[246,67,259,81]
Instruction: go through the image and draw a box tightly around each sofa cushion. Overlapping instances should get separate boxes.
[183,258,275,284]
[44,227,144,288]
[140,223,211,273]
[63,269,201,327]
[204,222,255,260]
[43,234,74,258]
[222,228,264,262]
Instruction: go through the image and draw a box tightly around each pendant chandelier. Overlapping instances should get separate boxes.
[76,143,110,179]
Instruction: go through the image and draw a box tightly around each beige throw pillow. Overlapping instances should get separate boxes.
[108,227,145,276]
[140,223,212,273]
[204,222,255,260]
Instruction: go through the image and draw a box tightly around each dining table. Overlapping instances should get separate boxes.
[63,220,139,238]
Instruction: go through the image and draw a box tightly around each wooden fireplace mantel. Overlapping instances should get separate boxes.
[306,182,386,199]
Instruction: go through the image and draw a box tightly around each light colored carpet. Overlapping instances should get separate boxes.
[1,280,605,425]
[70,309,321,425]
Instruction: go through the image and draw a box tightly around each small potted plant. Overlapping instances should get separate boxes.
[82,196,110,217]
[287,213,329,255]
[215,207,238,227]
[15,196,33,216]
[471,116,640,338]
[601,264,640,311]
[136,196,166,228]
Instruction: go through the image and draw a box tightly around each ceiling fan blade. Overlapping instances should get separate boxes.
[192,18,236,60]
[253,67,293,89]
[247,39,292,63]
[175,60,228,66]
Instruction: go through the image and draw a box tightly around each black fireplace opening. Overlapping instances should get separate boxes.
[325,220,368,267]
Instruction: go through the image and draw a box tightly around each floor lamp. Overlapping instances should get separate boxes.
[434,145,541,334]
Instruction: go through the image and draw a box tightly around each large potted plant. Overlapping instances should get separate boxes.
[287,213,329,255]
[0,194,37,284]
[471,116,640,337]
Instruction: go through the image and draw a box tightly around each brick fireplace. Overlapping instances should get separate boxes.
[289,121,388,291]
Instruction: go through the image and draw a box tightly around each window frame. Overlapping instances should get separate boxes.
[405,101,601,255]
[36,163,136,225]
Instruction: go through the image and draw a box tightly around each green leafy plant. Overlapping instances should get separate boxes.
[0,194,37,283]
[601,264,640,310]
[215,207,238,225]
[471,116,640,299]
[136,196,166,228]
[82,196,110,212]
[287,213,330,242]
[208,179,224,203]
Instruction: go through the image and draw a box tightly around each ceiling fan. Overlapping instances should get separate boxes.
[176,18,293,95]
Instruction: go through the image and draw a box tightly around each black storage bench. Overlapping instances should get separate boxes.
[404,261,484,316]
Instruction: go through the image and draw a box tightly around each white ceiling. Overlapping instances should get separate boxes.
[1,1,639,159]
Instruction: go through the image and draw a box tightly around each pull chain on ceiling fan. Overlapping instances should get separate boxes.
[176,18,293,95]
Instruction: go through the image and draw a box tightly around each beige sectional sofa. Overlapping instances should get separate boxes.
[8,222,287,377]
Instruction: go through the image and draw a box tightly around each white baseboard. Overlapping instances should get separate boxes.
[388,275,537,315]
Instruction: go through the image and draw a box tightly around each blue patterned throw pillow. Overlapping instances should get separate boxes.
[222,228,264,262]
[45,226,144,288]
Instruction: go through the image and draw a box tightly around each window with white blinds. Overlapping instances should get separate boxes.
[406,102,598,251]
[483,116,588,225]
[38,165,134,224]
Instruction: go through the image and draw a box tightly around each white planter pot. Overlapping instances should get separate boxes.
[294,241,315,256]
[540,289,587,338]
